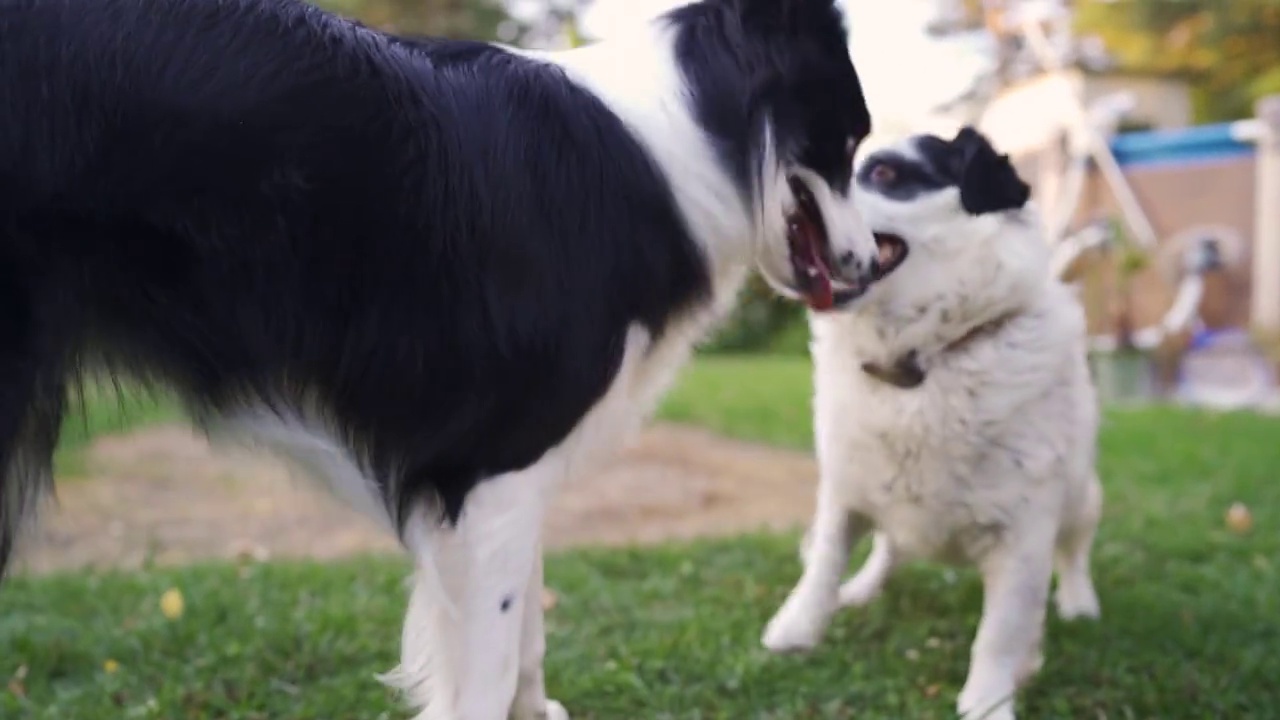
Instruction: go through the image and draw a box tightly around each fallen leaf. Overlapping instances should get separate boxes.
[160,588,185,620]
[542,588,558,612]
[103,659,120,674]
[233,541,271,564]
[5,669,25,700]
[923,683,942,698]
[1226,502,1253,534]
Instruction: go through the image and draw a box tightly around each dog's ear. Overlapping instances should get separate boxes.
[953,126,1030,216]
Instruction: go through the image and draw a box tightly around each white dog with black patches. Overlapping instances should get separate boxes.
[761,127,1103,720]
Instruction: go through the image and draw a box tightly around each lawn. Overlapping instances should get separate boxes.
[53,382,182,478]
[4,355,1280,718]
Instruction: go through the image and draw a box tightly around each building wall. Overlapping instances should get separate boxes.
[1073,148,1256,336]
[1081,74,1194,130]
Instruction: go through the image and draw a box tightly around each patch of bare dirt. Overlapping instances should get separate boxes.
[14,423,817,575]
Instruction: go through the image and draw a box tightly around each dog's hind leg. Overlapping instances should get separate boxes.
[1053,472,1101,621]
[510,550,568,720]
[838,530,897,608]
[387,549,462,720]
[391,461,558,720]
[798,508,864,569]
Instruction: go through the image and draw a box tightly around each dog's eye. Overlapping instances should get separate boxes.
[868,162,897,187]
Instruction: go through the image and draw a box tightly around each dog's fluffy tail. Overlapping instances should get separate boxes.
[0,391,63,579]
[0,274,72,578]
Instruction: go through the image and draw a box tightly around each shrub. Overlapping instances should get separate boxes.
[703,276,806,353]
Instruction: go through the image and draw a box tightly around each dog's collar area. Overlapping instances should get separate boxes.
[860,312,1020,390]
[941,311,1019,356]
[860,351,925,389]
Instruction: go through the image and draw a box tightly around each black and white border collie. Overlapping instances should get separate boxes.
[0,0,896,717]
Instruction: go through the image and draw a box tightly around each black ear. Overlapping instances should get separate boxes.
[953,126,1030,215]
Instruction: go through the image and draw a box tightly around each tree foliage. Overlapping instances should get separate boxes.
[309,0,591,49]
[1074,0,1280,122]
[704,276,807,354]
[312,0,513,40]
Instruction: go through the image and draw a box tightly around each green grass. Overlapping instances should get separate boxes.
[660,355,817,448]
[8,355,1280,718]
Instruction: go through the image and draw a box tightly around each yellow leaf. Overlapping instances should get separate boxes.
[159,588,185,620]
[103,659,120,674]
[1226,502,1253,534]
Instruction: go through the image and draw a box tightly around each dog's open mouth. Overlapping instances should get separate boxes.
[786,176,846,311]
[872,232,908,278]
[786,177,909,311]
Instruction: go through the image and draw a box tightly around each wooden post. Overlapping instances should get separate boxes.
[1251,96,1280,333]
[1036,130,1064,237]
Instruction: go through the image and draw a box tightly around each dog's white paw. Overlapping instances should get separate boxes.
[761,598,828,653]
[959,704,1015,720]
[542,699,569,720]
[1054,582,1100,621]
[511,699,569,720]
[957,690,1016,720]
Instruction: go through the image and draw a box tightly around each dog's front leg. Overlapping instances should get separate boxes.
[763,491,869,653]
[389,465,555,720]
[510,550,569,720]
[957,531,1055,720]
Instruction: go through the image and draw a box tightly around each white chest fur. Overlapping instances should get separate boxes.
[809,285,1092,563]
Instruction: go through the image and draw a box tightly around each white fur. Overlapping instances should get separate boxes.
[195,16,879,720]
[762,144,1103,720]
[207,402,394,533]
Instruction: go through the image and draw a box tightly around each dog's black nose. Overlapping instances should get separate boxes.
[839,250,876,270]
[838,251,879,278]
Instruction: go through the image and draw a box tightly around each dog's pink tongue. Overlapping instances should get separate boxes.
[800,230,835,310]
[806,265,834,310]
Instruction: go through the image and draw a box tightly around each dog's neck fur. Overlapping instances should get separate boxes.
[530,25,758,297]
[515,25,773,429]
[859,311,1022,389]
[819,268,1051,392]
